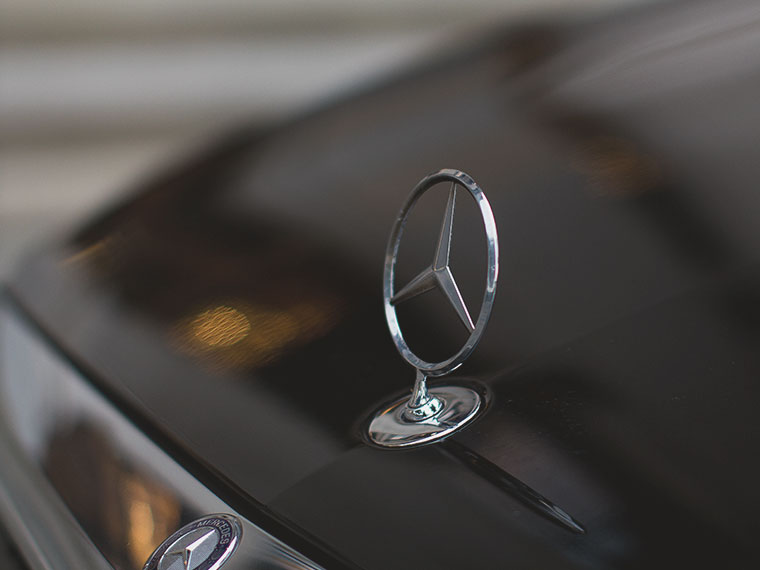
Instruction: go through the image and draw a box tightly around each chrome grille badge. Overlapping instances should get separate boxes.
[368,169,499,448]
[144,514,241,570]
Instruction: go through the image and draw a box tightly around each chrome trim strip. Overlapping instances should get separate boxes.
[0,303,323,570]
[0,419,114,570]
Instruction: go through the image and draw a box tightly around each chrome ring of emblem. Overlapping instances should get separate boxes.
[383,169,498,375]
[144,514,241,570]
[368,169,498,448]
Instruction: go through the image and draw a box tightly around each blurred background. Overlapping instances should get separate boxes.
[0,0,642,278]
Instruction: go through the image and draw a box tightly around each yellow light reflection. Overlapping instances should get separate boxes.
[122,474,180,569]
[191,306,251,347]
[173,298,341,371]
[60,239,110,266]
[127,500,155,563]
[573,136,661,197]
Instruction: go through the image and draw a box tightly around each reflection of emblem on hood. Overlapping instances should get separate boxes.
[367,169,499,448]
[144,514,241,570]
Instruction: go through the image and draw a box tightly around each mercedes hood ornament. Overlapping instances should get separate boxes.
[367,169,499,448]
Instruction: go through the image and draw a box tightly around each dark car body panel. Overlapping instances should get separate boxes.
[6,0,760,567]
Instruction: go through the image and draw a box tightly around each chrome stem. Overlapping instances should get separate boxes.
[403,370,444,422]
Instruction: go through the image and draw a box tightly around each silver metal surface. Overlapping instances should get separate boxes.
[147,515,240,570]
[369,169,498,447]
[367,385,482,448]
[383,169,499,376]
[0,414,114,570]
[0,303,324,570]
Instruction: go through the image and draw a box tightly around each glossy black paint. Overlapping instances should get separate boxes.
[7,0,760,567]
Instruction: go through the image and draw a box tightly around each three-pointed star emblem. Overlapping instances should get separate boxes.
[166,528,217,570]
[391,183,474,332]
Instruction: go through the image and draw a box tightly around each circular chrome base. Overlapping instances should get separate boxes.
[367,386,482,448]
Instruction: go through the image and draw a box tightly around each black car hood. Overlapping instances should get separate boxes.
[9,1,760,567]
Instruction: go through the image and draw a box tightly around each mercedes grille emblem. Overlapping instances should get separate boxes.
[143,514,241,570]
